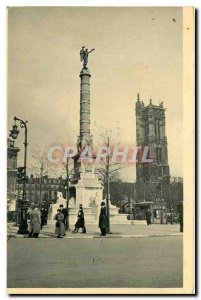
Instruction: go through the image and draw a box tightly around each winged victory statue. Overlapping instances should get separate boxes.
[80,46,95,69]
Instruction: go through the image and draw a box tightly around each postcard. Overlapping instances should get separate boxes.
[7,6,194,294]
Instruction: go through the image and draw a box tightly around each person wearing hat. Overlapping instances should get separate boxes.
[99,202,107,236]
[73,204,86,233]
[59,204,69,231]
[29,204,41,238]
[54,208,65,238]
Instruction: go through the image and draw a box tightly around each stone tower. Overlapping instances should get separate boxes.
[135,94,170,202]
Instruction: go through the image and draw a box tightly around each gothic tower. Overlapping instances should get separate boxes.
[135,94,170,202]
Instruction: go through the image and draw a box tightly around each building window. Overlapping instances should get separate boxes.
[158,119,160,141]
[156,146,162,164]
[145,120,149,137]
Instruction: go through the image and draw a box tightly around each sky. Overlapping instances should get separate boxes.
[7,7,183,182]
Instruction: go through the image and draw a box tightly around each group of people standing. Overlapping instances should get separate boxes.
[27,201,109,238]
[55,201,108,238]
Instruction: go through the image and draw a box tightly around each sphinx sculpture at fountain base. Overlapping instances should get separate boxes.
[48,192,67,220]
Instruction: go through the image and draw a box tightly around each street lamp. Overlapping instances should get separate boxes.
[106,137,112,234]
[157,175,164,224]
[64,186,68,208]
[9,116,29,234]
[160,178,163,224]
[65,157,70,209]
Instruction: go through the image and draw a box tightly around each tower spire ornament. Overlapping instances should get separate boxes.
[80,46,95,69]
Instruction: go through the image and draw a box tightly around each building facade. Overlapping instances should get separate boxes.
[135,94,170,203]
[16,175,66,208]
[7,138,20,211]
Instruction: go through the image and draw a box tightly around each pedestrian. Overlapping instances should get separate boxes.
[66,207,69,230]
[99,201,107,236]
[29,205,41,238]
[40,208,46,230]
[27,207,31,231]
[145,208,152,226]
[44,208,48,225]
[166,212,171,224]
[73,204,86,233]
[54,208,66,238]
[177,202,183,232]
[59,204,69,230]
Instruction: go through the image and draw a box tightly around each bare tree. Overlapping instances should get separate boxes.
[93,123,122,193]
[60,144,74,207]
[28,144,65,207]
[93,123,123,233]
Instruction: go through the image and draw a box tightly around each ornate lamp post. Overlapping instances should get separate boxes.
[9,117,29,234]
[160,178,163,224]
[106,137,112,234]
[64,186,68,207]
[65,157,70,209]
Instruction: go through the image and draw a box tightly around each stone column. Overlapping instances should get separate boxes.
[79,68,91,149]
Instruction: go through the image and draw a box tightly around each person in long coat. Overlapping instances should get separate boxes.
[73,204,86,233]
[40,208,47,230]
[29,206,41,238]
[177,202,183,232]
[99,202,107,236]
[59,204,69,230]
[54,209,66,238]
[145,209,152,226]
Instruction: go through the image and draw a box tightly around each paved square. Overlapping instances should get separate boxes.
[7,233,183,288]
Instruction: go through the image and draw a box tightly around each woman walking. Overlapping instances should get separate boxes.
[73,204,86,233]
[99,202,107,236]
[54,209,65,238]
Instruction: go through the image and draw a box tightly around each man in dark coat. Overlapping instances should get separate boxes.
[59,204,69,230]
[145,209,152,225]
[73,204,86,233]
[40,208,46,230]
[44,208,48,225]
[99,202,107,236]
[177,202,183,232]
